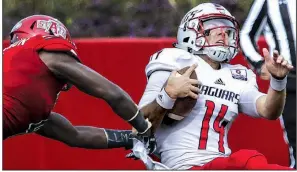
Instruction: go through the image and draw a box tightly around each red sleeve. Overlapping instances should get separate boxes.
[35,35,81,62]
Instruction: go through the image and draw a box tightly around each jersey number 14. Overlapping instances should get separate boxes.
[198,100,229,153]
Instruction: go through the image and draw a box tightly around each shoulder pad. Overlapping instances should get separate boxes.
[35,35,80,62]
[145,48,194,77]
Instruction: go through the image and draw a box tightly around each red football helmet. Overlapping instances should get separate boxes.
[10,15,72,44]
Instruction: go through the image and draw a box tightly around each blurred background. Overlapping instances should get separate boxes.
[3,0,292,170]
[3,0,253,38]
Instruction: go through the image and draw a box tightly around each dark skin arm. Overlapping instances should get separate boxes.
[36,112,157,150]
[141,100,168,133]
[39,51,149,133]
[36,112,109,149]
[140,64,199,133]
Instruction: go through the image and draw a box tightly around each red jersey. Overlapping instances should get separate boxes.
[3,35,79,139]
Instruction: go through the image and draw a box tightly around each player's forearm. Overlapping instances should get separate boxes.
[37,114,134,149]
[259,75,287,120]
[45,53,149,133]
[71,127,133,149]
[105,88,150,134]
[141,100,169,132]
[139,86,178,132]
[261,87,286,120]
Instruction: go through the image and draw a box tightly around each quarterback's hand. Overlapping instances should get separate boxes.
[263,48,294,79]
[260,63,270,80]
[165,63,200,99]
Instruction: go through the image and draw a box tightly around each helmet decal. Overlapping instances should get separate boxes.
[36,19,67,39]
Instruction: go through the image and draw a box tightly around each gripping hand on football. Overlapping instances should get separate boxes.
[165,63,200,99]
[263,48,294,79]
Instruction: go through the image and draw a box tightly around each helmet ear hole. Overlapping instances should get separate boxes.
[10,33,18,44]
[183,37,190,43]
[188,47,193,53]
[10,33,14,41]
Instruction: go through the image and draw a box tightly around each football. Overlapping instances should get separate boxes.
[165,66,198,122]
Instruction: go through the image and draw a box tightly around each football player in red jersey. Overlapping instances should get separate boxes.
[3,15,153,150]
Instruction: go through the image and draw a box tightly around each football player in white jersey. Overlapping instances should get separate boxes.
[137,3,293,170]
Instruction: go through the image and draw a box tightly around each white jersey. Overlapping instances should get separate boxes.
[139,48,266,169]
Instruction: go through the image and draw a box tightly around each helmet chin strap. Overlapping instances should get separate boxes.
[192,49,224,63]
[174,42,226,61]
[201,46,232,62]
[174,42,235,63]
[193,49,224,69]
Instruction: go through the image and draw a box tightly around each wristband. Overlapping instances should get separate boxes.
[270,75,287,91]
[127,109,140,122]
[104,129,133,149]
[138,119,152,135]
[156,88,176,109]
[127,110,150,134]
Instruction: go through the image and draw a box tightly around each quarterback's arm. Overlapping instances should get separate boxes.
[36,112,133,149]
[255,49,292,120]
[140,65,199,132]
[238,72,284,120]
[240,50,292,120]
[240,0,267,73]
[256,87,285,120]
[139,71,172,132]
[39,51,150,134]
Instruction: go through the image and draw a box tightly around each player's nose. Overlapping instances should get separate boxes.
[216,33,229,46]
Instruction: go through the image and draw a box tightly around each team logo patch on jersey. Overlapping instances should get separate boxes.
[230,69,247,81]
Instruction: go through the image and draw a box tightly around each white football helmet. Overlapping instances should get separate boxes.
[174,3,240,62]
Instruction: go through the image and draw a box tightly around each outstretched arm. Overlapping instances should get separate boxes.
[36,112,133,149]
[39,51,150,134]
[256,49,294,120]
